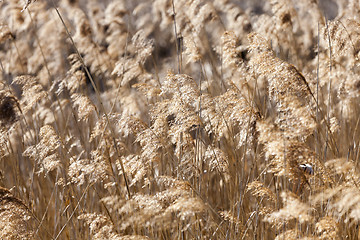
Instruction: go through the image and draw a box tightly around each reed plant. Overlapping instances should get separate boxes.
[0,0,358,239]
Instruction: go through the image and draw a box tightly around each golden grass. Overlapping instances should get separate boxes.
[0,0,358,239]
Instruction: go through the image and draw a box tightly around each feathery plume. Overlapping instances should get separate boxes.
[316,216,340,240]
[23,125,61,174]
[79,213,150,240]
[68,149,111,185]
[13,75,47,114]
[247,180,276,203]
[71,93,96,121]
[0,187,34,239]
[265,191,313,229]
[248,32,315,139]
